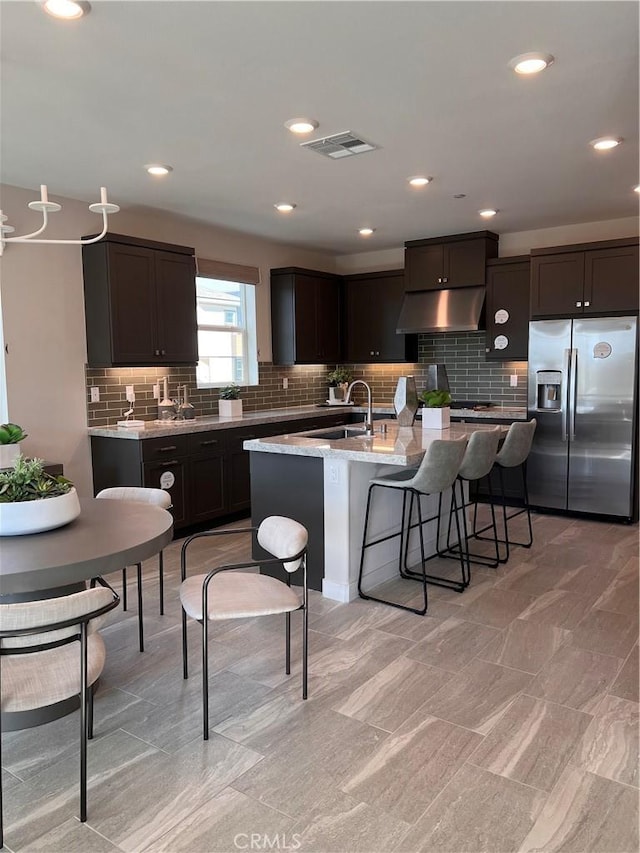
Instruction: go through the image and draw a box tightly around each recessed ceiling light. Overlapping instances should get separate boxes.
[284,118,319,135]
[274,203,296,212]
[145,164,173,176]
[408,176,432,187]
[479,209,498,218]
[590,137,623,151]
[358,228,375,237]
[509,52,554,75]
[42,0,90,19]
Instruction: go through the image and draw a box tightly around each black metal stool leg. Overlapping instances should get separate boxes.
[136,563,144,652]
[122,568,128,611]
[158,551,165,615]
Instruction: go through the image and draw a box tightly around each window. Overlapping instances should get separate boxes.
[195,276,258,388]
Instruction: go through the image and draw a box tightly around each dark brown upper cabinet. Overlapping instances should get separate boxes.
[404,231,499,291]
[531,238,639,318]
[83,233,197,367]
[271,267,342,364]
[485,256,530,361]
[344,270,418,363]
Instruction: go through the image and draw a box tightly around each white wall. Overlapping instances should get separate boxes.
[334,216,639,273]
[0,184,335,495]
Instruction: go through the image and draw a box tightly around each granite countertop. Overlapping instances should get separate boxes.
[244,420,509,467]
[87,404,359,440]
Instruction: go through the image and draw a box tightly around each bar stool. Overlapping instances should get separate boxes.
[474,419,537,563]
[441,427,503,569]
[96,487,172,651]
[357,436,468,615]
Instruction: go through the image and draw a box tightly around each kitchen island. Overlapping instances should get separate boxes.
[245,420,507,602]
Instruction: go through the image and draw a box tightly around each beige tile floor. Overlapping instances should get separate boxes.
[1,510,638,853]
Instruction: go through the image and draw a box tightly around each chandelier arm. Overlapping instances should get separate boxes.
[5,209,50,241]
[4,210,110,246]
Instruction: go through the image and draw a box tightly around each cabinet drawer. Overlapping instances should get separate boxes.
[141,434,189,461]
[187,430,227,455]
[225,424,274,452]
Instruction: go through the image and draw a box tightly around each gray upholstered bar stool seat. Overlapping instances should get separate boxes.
[357,436,468,615]
[96,487,172,652]
[441,427,503,569]
[179,515,309,740]
[474,419,537,563]
[0,583,119,845]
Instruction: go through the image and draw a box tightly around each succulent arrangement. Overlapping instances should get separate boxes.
[419,389,452,408]
[0,423,27,445]
[0,456,73,503]
[219,384,241,400]
[327,367,352,387]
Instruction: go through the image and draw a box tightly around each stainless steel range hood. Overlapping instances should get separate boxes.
[396,286,485,334]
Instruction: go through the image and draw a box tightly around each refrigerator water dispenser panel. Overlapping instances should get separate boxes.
[536,370,562,410]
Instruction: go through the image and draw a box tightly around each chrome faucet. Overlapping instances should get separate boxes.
[344,380,374,435]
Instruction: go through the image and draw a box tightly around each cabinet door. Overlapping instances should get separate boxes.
[189,452,227,523]
[315,277,342,362]
[107,244,157,363]
[485,261,530,361]
[531,253,585,317]
[444,239,489,287]
[404,244,443,290]
[143,458,188,526]
[583,245,639,314]
[154,251,198,363]
[346,274,409,362]
[293,277,319,362]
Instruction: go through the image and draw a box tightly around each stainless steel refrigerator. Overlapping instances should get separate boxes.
[527,316,638,520]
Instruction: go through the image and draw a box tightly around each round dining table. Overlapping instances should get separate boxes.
[0,498,174,730]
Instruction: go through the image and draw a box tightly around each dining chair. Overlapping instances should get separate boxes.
[96,487,172,651]
[0,581,119,847]
[179,516,309,739]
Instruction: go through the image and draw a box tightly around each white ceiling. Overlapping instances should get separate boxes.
[1,1,638,255]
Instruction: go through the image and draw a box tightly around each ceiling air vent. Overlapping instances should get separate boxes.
[301,132,378,159]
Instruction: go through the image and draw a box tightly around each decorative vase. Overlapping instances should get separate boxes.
[0,487,81,536]
[421,406,451,430]
[328,386,344,403]
[393,376,419,426]
[219,399,243,419]
[0,444,20,469]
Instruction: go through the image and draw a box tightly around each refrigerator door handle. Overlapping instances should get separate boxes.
[570,348,578,439]
[562,348,571,441]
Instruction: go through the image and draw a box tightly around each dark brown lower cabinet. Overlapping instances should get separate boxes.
[90,413,350,530]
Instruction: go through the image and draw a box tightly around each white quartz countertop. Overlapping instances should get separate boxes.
[244,420,508,467]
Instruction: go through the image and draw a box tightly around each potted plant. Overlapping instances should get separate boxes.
[0,455,80,536]
[327,367,352,403]
[419,389,452,430]
[218,384,243,419]
[0,422,27,469]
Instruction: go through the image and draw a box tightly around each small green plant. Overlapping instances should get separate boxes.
[0,423,27,444]
[219,384,241,400]
[327,367,352,387]
[419,389,452,408]
[0,456,73,503]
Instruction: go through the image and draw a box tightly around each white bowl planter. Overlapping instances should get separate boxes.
[0,444,20,469]
[421,407,451,430]
[0,488,81,536]
[219,399,243,419]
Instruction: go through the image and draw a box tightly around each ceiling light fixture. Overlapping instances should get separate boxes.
[509,52,554,75]
[0,184,119,256]
[590,137,622,151]
[42,0,91,19]
[274,203,296,212]
[145,164,173,176]
[479,209,498,218]
[284,118,319,135]
[358,228,375,237]
[408,176,432,187]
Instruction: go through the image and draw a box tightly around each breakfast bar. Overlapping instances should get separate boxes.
[245,420,507,602]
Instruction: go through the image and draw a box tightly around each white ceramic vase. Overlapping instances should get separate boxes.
[421,406,451,430]
[0,444,20,469]
[219,399,243,419]
[0,487,81,536]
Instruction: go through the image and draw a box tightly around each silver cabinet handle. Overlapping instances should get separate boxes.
[562,348,570,441]
[584,301,590,307]
[570,348,578,439]
[576,301,582,307]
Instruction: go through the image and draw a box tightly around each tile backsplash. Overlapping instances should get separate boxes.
[85,332,527,426]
